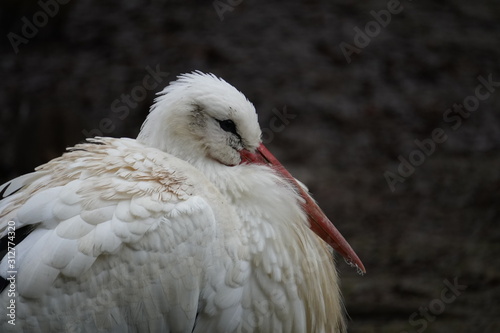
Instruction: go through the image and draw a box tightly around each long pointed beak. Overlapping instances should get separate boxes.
[240,143,365,274]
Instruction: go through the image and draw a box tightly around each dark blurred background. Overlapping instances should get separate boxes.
[1,0,499,332]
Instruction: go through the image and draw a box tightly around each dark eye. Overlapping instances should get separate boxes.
[218,119,238,135]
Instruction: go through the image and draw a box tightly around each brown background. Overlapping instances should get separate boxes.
[1,0,499,332]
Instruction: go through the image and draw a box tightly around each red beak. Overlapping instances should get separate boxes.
[240,143,365,274]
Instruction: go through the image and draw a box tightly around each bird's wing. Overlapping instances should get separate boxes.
[0,137,233,332]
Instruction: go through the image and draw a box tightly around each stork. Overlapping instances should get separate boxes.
[0,72,364,332]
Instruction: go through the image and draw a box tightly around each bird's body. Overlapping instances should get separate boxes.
[0,72,362,332]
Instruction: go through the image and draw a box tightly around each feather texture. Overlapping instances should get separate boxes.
[0,72,347,332]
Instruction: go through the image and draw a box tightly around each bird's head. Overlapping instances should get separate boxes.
[137,71,365,273]
[137,71,261,166]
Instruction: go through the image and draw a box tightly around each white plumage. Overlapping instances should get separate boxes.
[0,72,363,332]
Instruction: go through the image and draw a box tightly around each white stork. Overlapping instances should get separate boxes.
[0,72,364,332]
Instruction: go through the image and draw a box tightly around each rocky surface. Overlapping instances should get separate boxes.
[1,0,499,331]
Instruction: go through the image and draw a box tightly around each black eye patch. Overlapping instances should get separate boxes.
[217,119,238,136]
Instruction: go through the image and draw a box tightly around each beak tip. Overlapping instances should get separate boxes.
[343,256,366,275]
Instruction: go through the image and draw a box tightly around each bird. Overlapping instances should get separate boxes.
[0,71,364,333]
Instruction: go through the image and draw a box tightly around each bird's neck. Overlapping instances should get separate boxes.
[198,162,346,331]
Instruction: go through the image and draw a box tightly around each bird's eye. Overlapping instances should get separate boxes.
[217,119,238,135]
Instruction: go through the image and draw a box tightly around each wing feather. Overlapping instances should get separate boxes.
[16,187,64,227]
[79,204,116,225]
[16,231,61,298]
[0,137,229,332]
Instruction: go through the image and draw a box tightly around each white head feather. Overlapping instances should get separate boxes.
[137,71,262,167]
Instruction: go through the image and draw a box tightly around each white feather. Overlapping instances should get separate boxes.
[0,72,346,333]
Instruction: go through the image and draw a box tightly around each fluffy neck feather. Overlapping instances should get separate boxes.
[211,164,346,332]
